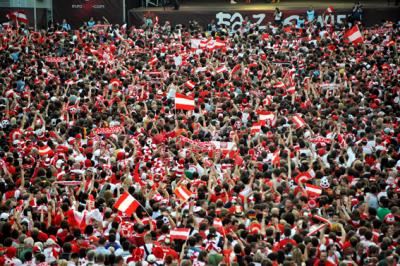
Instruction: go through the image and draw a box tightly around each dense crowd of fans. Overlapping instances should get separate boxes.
[0,8,399,266]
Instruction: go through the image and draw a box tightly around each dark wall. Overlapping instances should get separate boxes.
[52,0,124,28]
[129,7,400,28]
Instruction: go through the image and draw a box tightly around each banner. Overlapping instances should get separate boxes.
[180,136,215,151]
[129,7,400,29]
[308,137,332,145]
[53,0,123,29]
[92,126,124,135]
[55,181,82,186]
[179,137,237,152]
[44,57,66,63]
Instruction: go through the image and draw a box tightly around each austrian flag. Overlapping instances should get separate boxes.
[185,80,196,90]
[305,184,322,198]
[251,122,262,135]
[344,25,364,45]
[263,95,273,106]
[292,115,307,129]
[6,11,28,24]
[174,185,193,202]
[175,93,195,111]
[170,228,191,240]
[216,65,228,74]
[258,110,276,126]
[114,192,140,216]
[148,56,159,65]
[39,145,54,157]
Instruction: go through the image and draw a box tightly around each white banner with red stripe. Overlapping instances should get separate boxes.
[114,192,140,216]
[174,185,193,202]
[92,126,124,135]
[44,57,66,63]
[170,228,191,240]
[55,181,82,186]
[175,93,195,111]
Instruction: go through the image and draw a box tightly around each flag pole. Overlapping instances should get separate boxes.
[34,0,37,31]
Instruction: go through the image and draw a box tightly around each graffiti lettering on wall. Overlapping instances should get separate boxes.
[216,12,348,32]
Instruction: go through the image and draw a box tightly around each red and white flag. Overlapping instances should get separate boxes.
[39,145,54,157]
[214,40,226,49]
[148,56,159,65]
[295,172,312,184]
[286,81,296,94]
[6,11,28,24]
[175,93,195,111]
[337,133,347,148]
[263,95,273,106]
[307,224,327,237]
[213,218,223,228]
[344,25,364,45]
[110,78,123,87]
[305,184,322,198]
[272,150,280,167]
[326,6,334,13]
[216,65,228,74]
[170,228,191,240]
[185,80,196,90]
[274,81,286,89]
[230,64,241,76]
[114,192,140,216]
[174,185,193,202]
[251,122,262,135]
[213,218,225,235]
[73,210,87,231]
[309,214,331,224]
[292,115,307,129]
[258,111,276,126]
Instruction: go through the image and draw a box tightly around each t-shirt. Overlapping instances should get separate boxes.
[377,207,390,221]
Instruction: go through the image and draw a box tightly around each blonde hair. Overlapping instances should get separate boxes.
[57,259,68,266]
[292,247,304,265]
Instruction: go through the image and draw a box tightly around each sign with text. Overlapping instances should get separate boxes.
[53,0,123,29]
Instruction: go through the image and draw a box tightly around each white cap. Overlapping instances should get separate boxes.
[0,213,9,220]
[147,254,157,263]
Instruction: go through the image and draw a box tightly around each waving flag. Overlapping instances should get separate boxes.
[110,78,123,87]
[39,145,54,157]
[273,81,286,89]
[258,111,276,126]
[185,80,196,90]
[216,65,228,74]
[213,218,225,235]
[292,115,307,129]
[214,40,226,49]
[344,25,364,45]
[148,56,159,65]
[114,192,140,216]
[305,184,322,198]
[170,228,191,240]
[307,224,327,236]
[263,95,273,106]
[174,185,193,202]
[251,122,262,135]
[295,172,312,184]
[230,64,241,76]
[6,11,28,24]
[175,93,195,111]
